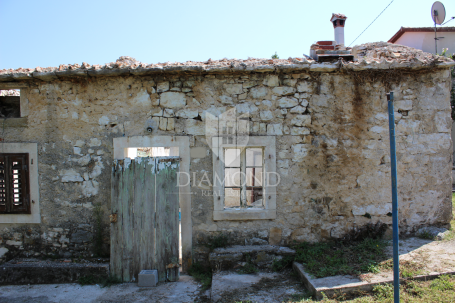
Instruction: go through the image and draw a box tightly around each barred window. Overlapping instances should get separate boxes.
[0,153,30,214]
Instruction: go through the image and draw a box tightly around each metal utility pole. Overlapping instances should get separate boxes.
[387,92,400,303]
[434,10,438,54]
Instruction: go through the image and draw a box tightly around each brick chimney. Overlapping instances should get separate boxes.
[330,13,347,46]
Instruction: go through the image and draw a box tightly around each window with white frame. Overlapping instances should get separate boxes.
[212,136,277,221]
[0,143,40,223]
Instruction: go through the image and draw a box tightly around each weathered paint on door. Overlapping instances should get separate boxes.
[110,156,180,282]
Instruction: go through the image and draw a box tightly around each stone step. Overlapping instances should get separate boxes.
[209,245,295,271]
[0,258,109,285]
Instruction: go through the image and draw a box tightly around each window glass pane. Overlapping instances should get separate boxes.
[225,168,241,187]
[246,148,263,167]
[246,167,262,186]
[246,188,263,208]
[225,188,240,208]
[225,149,240,167]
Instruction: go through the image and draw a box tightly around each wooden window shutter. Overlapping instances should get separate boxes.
[0,155,6,213]
[0,153,30,214]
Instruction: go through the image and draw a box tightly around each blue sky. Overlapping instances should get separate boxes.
[1,0,454,69]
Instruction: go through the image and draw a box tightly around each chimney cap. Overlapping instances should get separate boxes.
[330,13,347,22]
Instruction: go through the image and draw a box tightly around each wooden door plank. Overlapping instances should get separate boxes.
[132,158,145,281]
[110,161,116,278]
[127,159,136,282]
[121,159,134,282]
[155,159,166,282]
[117,161,125,280]
[142,158,156,272]
[110,160,122,280]
[155,157,180,282]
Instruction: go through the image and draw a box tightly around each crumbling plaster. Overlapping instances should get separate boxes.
[0,43,453,264]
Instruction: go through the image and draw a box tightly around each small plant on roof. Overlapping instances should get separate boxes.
[271,52,279,59]
[437,48,451,57]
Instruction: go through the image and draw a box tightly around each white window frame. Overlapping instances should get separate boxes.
[0,143,40,223]
[212,136,277,221]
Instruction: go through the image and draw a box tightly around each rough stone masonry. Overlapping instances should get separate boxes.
[0,42,453,264]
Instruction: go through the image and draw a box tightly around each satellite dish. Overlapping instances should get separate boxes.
[431,1,446,25]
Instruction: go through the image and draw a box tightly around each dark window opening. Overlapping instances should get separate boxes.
[332,20,337,27]
[340,20,344,26]
[0,153,30,214]
[0,90,21,118]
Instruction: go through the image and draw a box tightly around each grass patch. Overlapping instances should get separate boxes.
[283,292,313,302]
[446,193,455,241]
[237,254,258,275]
[417,229,434,240]
[78,275,97,285]
[188,262,212,290]
[78,275,122,287]
[378,259,426,278]
[373,283,394,300]
[237,262,258,274]
[206,232,230,250]
[278,238,388,278]
[430,274,455,291]
[272,255,295,272]
[285,275,455,302]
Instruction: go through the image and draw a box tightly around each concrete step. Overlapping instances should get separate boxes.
[0,258,109,285]
[211,270,306,302]
[209,245,296,271]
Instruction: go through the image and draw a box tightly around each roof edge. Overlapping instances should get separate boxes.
[389,27,455,43]
[1,60,454,85]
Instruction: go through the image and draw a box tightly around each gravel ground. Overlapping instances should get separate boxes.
[0,275,203,303]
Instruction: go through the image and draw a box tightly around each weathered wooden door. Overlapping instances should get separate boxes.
[110,156,180,282]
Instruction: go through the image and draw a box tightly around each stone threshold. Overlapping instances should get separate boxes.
[0,258,109,285]
[293,262,455,300]
[209,245,296,271]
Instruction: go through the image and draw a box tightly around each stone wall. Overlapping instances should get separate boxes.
[451,66,455,167]
[0,64,453,263]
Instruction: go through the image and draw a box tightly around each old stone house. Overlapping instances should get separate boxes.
[0,42,453,274]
